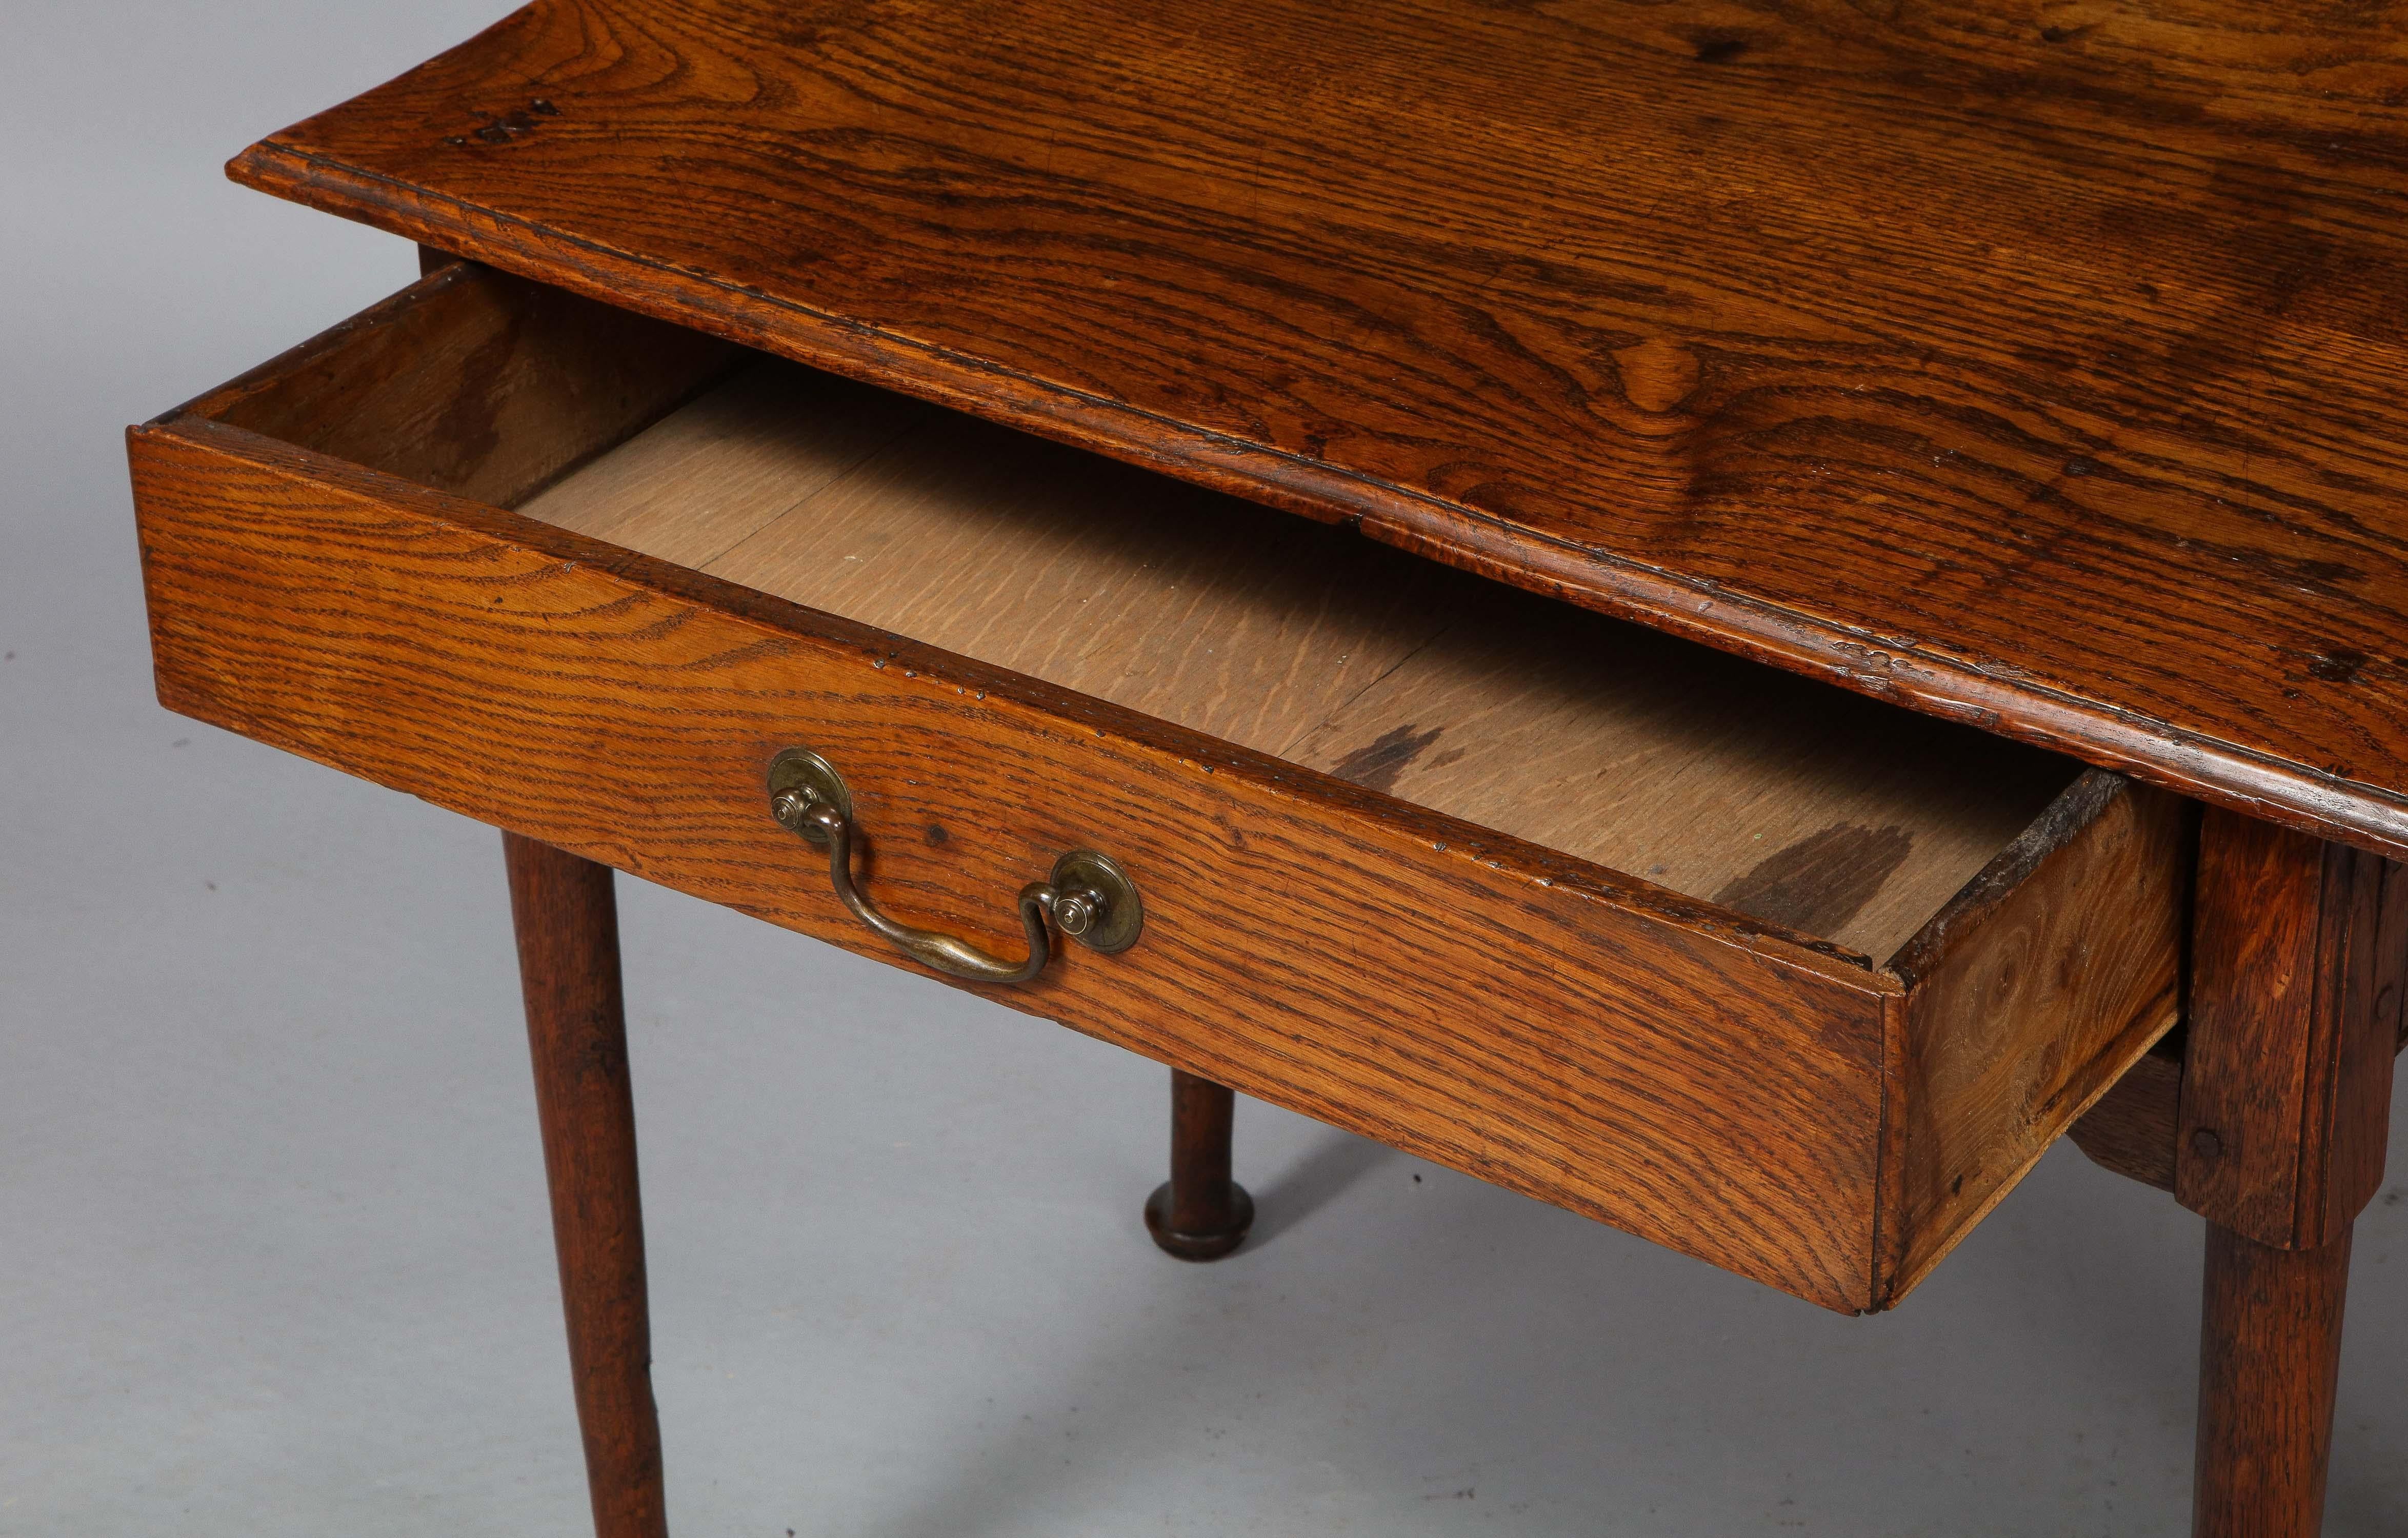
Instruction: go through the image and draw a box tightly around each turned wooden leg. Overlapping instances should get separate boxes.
[2195,1223,2353,1538]
[1143,1068,1254,1260]
[504,832,670,1538]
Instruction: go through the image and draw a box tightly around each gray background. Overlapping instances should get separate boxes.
[6,3,2405,1533]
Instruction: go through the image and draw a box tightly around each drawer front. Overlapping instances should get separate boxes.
[132,417,1902,1312]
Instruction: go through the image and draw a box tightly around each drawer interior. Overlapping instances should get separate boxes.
[516,379,2076,968]
[206,265,2079,966]
[156,262,2188,1309]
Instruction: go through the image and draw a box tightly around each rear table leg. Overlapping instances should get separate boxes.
[1143,1069,1254,1261]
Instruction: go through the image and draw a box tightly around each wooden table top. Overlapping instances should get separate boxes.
[232,0,2408,858]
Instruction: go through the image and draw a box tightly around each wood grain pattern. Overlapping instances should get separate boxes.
[1880,772,2189,1300]
[131,415,1900,1311]
[191,261,737,511]
[502,832,667,1538]
[229,0,2408,861]
[522,362,2071,962]
[2195,1224,2355,1538]
[2071,1018,2408,1199]
[2069,1046,2185,1193]
[126,267,2189,1309]
[2177,808,2405,1249]
[2173,815,2398,1534]
[526,363,1474,816]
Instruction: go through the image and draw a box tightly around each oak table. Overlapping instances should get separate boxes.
[130,3,2408,1533]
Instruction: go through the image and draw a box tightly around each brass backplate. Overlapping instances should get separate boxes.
[1051,849,1143,954]
[766,745,852,844]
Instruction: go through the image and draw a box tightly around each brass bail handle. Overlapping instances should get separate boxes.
[765,747,1141,985]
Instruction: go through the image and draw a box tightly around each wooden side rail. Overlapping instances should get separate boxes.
[2072,1014,2408,1195]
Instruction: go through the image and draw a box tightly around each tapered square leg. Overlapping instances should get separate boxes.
[1143,1069,1254,1261]
[2180,808,2403,1538]
[2194,1223,2353,1538]
[504,832,670,1538]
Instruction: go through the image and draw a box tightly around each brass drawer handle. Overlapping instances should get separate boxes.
[765,747,1141,984]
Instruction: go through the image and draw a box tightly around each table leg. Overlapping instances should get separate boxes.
[1143,1068,1254,1260]
[2195,1222,2353,1538]
[503,833,670,1538]
[2178,807,2404,1538]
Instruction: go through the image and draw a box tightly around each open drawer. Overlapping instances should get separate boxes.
[129,264,2188,1313]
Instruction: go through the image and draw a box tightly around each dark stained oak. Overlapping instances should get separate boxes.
[233,0,2408,861]
[2177,808,2406,1249]
[2175,811,2401,1536]
[1144,1070,1253,1262]
[186,260,738,513]
[2070,1016,2408,1200]
[119,5,2408,1528]
[2069,1045,2185,1193]
[2195,1226,2355,1538]
[501,832,669,1538]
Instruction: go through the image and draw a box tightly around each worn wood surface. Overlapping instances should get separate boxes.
[522,361,2071,963]
[2069,1046,2186,1193]
[1879,772,2189,1300]
[2178,811,2396,1535]
[502,832,667,1538]
[191,262,736,511]
[515,345,2187,1294]
[132,413,1900,1311]
[230,0,2408,861]
[2072,1026,2408,1198]
[2178,808,2406,1249]
[2195,1224,2355,1538]
[127,267,2188,1309]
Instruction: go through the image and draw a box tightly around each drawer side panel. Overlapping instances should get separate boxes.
[132,418,1898,1311]
[1880,775,2192,1304]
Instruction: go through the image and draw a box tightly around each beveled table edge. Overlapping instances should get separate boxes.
[226,136,2408,867]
